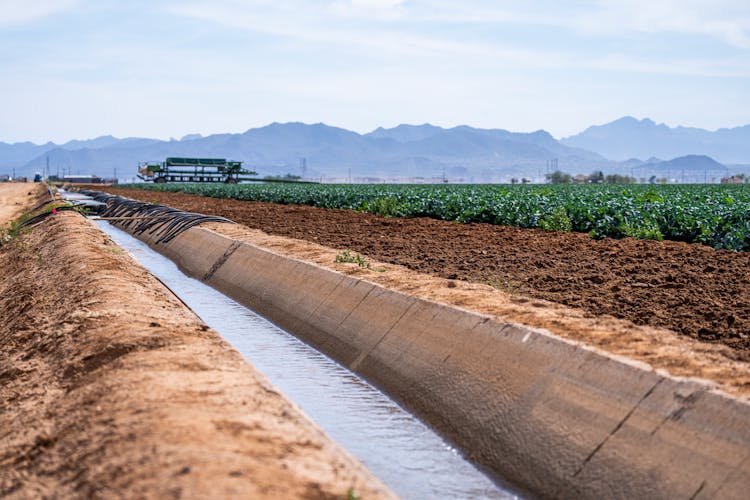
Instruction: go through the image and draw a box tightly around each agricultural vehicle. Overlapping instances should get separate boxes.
[137,157,257,184]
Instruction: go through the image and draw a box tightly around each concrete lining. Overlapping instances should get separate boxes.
[131,223,750,499]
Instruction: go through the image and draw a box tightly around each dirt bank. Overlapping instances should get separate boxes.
[0,183,39,227]
[0,199,393,498]
[102,188,750,361]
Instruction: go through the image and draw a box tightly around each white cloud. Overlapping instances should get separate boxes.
[392,0,750,49]
[573,0,750,49]
[169,1,479,58]
[329,0,406,19]
[0,0,79,25]
[168,1,750,79]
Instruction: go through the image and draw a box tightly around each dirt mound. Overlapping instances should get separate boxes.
[0,208,392,498]
[102,188,750,360]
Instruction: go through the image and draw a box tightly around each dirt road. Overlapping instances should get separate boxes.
[0,187,393,498]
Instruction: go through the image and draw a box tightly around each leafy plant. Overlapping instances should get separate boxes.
[619,221,664,242]
[539,206,572,232]
[362,196,400,217]
[346,488,360,500]
[335,250,371,268]
[120,182,750,251]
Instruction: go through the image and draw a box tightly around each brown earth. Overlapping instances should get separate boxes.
[0,186,393,499]
[0,183,38,227]
[101,188,750,362]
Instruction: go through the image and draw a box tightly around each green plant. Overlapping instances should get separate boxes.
[104,245,126,255]
[539,206,572,232]
[346,488,360,500]
[119,182,750,251]
[619,221,664,242]
[0,213,32,246]
[363,196,400,217]
[335,250,370,268]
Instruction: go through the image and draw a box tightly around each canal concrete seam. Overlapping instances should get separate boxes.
[349,300,417,372]
[115,222,750,500]
[203,240,242,281]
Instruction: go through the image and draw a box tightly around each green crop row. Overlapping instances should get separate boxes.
[120,183,750,251]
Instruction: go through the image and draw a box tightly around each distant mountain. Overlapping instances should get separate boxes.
[366,124,444,143]
[653,154,725,171]
[59,135,123,150]
[562,116,750,163]
[4,122,612,182]
[0,141,56,168]
[0,135,161,170]
[617,154,732,183]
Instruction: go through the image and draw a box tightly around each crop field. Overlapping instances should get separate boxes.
[123,183,750,251]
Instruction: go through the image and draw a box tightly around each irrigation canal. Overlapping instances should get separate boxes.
[96,220,519,499]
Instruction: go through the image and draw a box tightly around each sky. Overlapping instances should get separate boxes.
[1,0,749,144]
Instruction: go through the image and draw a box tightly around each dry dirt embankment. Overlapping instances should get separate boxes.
[0,189,393,498]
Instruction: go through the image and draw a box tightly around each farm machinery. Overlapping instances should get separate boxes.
[137,157,257,184]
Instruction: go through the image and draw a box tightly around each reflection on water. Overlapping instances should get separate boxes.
[97,221,518,499]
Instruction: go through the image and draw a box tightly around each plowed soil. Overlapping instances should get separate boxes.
[103,188,750,361]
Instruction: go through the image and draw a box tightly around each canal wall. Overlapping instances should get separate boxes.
[131,223,750,499]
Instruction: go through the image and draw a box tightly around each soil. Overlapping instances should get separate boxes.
[0,183,38,227]
[102,188,750,361]
[0,186,393,499]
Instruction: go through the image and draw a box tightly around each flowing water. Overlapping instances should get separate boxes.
[96,221,519,499]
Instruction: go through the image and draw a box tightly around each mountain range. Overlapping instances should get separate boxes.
[1,118,748,182]
[562,116,750,164]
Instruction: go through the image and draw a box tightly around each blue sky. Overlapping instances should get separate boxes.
[1,0,749,143]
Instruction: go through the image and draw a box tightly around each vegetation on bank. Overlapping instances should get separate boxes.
[119,183,750,251]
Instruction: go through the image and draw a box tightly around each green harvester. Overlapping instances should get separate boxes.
[137,157,257,184]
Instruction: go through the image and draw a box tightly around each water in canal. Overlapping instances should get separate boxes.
[97,221,518,499]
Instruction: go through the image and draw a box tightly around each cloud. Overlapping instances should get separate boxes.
[0,0,79,25]
[329,0,406,19]
[168,1,480,58]
[168,0,750,79]
[390,0,750,49]
[572,0,750,49]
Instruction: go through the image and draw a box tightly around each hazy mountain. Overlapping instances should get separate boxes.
[0,141,57,168]
[562,116,750,163]
[7,122,613,182]
[366,124,444,143]
[617,155,732,183]
[654,154,725,171]
[0,135,161,170]
[59,135,123,150]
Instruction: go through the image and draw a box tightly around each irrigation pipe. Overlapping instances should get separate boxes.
[77,190,235,244]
